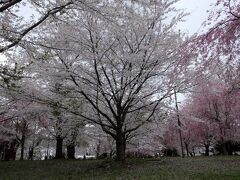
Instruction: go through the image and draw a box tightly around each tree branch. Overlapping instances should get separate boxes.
[0,1,73,53]
[0,0,22,12]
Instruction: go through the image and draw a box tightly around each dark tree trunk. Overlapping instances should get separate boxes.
[185,143,189,157]
[205,144,209,156]
[223,144,228,155]
[226,141,233,155]
[2,143,8,161]
[96,142,100,159]
[4,143,10,161]
[192,147,195,157]
[28,147,34,160]
[67,144,75,159]
[10,140,17,160]
[55,136,64,159]
[115,134,126,162]
[221,138,227,155]
[20,130,26,160]
[1,141,17,161]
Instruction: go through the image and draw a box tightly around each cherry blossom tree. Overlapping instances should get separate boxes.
[13,0,192,162]
[160,119,180,156]
[175,0,240,156]
[202,0,240,55]
[180,79,240,155]
[194,0,240,91]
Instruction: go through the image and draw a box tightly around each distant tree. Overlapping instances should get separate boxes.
[160,117,180,155]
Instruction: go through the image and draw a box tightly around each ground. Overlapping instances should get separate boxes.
[0,156,240,179]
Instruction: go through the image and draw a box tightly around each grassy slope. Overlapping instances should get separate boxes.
[0,156,240,180]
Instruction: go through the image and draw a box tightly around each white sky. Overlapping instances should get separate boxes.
[176,0,215,34]
[18,0,215,35]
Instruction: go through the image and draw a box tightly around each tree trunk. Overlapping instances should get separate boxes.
[192,147,195,157]
[221,138,227,155]
[28,147,34,160]
[226,141,233,155]
[96,142,100,159]
[67,144,75,159]
[185,143,189,157]
[55,136,64,159]
[2,143,8,161]
[222,145,227,155]
[115,134,126,162]
[10,140,18,160]
[20,130,26,160]
[205,144,209,156]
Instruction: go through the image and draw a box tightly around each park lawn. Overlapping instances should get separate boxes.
[0,156,240,180]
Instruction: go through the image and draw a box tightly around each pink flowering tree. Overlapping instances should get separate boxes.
[184,0,240,153]
[181,79,240,155]
[194,0,240,90]
[181,99,220,156]
[195,0,240,60]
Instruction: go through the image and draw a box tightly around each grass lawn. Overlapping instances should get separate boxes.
[0,156,240,179]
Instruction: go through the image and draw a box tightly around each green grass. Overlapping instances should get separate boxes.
[0,156,240,179]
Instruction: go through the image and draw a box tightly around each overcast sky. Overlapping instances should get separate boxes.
[176,0,215,34]
[12,0,217,34]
